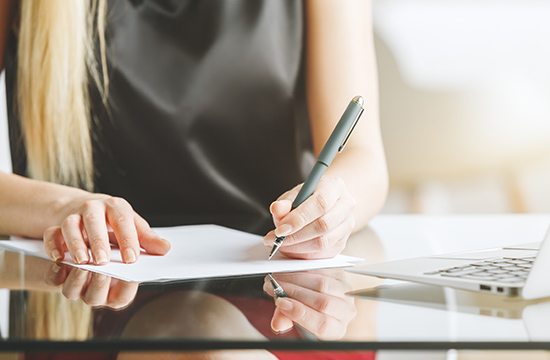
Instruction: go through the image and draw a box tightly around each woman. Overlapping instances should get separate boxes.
[0,0,387,266]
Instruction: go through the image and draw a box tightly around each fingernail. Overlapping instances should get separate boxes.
[276,297,293,311]
[275,224,292,237]
[95,249,108,264]
[51,249,62,262]
[74,250,88,264]
[271,318,293,335]
[50,263,62,273]
[124,249,136,263]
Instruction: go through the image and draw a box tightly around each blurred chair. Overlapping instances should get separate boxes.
[374,31,550,214]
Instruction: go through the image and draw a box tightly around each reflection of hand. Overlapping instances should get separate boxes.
[44,195,171,265]
[263,269,356,340]
[45,263,138,309]
[263,175,355,259]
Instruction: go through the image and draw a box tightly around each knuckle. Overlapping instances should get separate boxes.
[114,214,131,226]
[349,217,356,231]
[81,199,98,212]
[316,297,331,313]
[106,196,131,210]
[43,226,58,240]
[66,237,83,248]
[316,215,332,233]
[316,318,331,338]
[61,214,80,228]
[348,195,357,209]
[317,277,331,293]
[88,236,106,248]
[294,303,308,320]
[117,236,134,248]
[82,210,102,224]
[294,211,309,228]
[317,235,330,251]
[313,193,331,213]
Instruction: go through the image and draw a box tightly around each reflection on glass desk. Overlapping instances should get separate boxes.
[2,214,550,355]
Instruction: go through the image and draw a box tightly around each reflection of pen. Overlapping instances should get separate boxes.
[268,95,364,260]
[268,273,319,341]
[268,274,289,298]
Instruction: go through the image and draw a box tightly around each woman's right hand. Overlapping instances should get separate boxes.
[264,269,357,340]
[44,194,170,265]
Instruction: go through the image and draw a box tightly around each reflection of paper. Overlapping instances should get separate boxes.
[0,225,363,283]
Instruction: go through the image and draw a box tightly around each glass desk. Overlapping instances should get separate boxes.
[1,214,550,357]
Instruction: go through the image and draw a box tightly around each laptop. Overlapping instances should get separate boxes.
[348,227,550,300]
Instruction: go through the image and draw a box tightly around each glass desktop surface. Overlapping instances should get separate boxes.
[1,214,550,354]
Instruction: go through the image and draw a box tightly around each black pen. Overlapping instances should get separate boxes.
[268,95,364,259]
[268,273,289,298]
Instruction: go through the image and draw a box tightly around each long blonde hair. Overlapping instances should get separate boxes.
[17,0,108,190]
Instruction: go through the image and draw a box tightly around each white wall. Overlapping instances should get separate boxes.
[0,71,11,174]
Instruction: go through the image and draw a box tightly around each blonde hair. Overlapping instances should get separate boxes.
[17,0,108,190]
[27,292,92,340]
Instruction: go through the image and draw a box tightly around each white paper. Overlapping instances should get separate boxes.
[0,224,363,283]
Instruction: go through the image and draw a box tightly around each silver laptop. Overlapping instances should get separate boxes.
[348,227,550,300]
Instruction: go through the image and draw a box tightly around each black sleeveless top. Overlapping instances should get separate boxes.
[4,0,312,233]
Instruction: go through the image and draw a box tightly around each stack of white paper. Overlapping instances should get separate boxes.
[0,224,363,283]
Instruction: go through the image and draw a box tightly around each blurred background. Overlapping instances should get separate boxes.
[375,0,550,215]
[3,0,550,216]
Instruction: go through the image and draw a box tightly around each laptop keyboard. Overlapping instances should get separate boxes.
[423,256,536,284]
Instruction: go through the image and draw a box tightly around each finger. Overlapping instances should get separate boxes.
[275,195,355,247]
[269,199,292,227]
[275,297,347,340]
[83,272,111,306]
[134,214,171,255]
[277,185,302,203]
[62,268,90,300]
[81,201,110,265]
[44,262,70,287]
[60,214,90,264]
[279,218,353,259]
[271,306,294,334]
[43,226,65,262]
[106,279,139,309]
[274,177,344,238]
[105,198,140,263]
[262,280,296,334]
[264,206,350,249]
[271,280,355,321]
[265,272,351,296]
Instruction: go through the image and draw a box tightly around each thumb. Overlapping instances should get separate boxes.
[134,215,171,255]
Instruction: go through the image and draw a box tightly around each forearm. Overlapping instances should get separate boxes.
[305,0,387,232]
[0,171,90,238]
[325,146,388,232]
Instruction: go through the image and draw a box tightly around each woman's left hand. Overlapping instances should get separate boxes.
[263,175,356,259]
[45,263,139,309]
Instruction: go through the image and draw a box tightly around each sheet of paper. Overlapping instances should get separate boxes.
[0,224,363,283]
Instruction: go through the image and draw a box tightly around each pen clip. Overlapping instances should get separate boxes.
[338,108,363,152]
